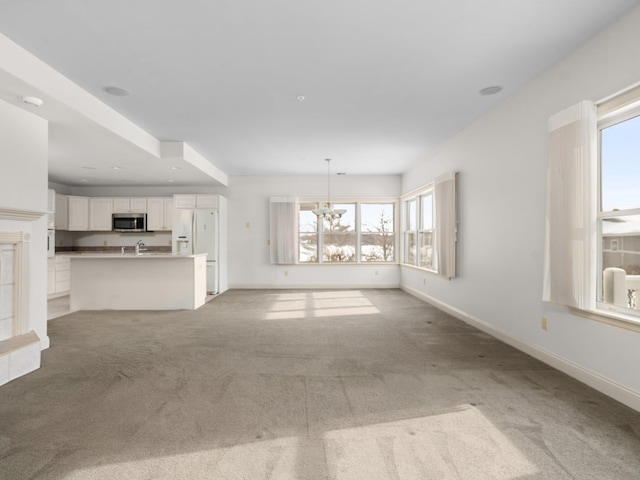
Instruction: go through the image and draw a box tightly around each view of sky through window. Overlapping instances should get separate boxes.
[601,114,640,212]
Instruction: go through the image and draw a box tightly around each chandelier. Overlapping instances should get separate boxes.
[312,158,346,220]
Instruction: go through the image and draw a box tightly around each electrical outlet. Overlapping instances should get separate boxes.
[423,278,427,285]
[542,317,548,330]
[246,222,250,228]
[103,240,107,246]
[267,239,270,246]
[284,270,288,277]
[375,270,379,276]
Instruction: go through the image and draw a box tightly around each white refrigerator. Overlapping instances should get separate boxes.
[173,208,219,294]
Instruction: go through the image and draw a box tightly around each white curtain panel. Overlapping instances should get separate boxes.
[269,197,298,264]
[543,101,597,309]
[434,171,457,279]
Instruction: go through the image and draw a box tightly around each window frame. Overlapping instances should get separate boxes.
[296,198,398,265]
[596,101,640,318]
[400,184,437,273]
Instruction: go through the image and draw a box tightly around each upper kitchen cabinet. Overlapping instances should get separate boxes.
[146,197,173,231]
[67,196,89,231]
[174,194,218,209]
[113,197,147,214]
[54,193,68,230]
[89,198,113,231]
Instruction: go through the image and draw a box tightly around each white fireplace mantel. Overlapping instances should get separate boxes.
[0,222,43,386]
[0,207,46,222]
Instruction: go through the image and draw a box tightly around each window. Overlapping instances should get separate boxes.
[402,188,435,271]
[297,201,396,264]
[419,193,434,269]
[598,103,640,314]
[544,95,640,326]
[323,203,356,262]
[361,203,395,262]
[404,199,417,264]
[400,172,457,277]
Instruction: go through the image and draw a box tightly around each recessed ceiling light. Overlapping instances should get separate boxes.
[297,95,305,102]
[103,86,130,97]
[479,85,503,96]
[167,179,175,183]
[171,166,181,170]
[112,166,122,170]
[19,95,44,107]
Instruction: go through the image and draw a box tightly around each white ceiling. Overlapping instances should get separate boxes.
[1,0,639,185]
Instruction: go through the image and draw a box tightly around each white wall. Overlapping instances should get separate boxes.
[228,175,401,288]
[401,7,640,407]
[0,99,48,347]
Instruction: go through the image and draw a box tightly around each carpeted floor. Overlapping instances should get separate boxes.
[2,289,640,479]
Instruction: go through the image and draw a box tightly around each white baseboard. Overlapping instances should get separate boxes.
[229,283,401,290]
[401,285,640,413]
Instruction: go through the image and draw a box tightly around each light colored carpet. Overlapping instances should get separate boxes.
[2,289,640,479]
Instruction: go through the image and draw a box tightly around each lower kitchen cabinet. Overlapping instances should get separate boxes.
[47,258,56,295]
[48,255,71,298]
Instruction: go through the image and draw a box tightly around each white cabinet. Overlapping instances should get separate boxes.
[164,198,174,231]
[47,189,55,229]
[147,197,173,231]
[67,196,89,231]
[89,198,113,231]
[174,195,196,209]
[196,195,218,208]
[113,198,147,213]
[112,198,129,213]
[174,194,218,209]
[55,255,71,294]
[48,255,71,297]
[47,258,56,295]
[55,194,68,230]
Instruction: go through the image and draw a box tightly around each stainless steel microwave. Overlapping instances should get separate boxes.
[113,213,147,232]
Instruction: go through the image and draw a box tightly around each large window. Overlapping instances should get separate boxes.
[598,103,640,314]
[298,201,396,264]
[402,188,435,271]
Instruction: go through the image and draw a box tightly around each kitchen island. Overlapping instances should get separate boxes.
[68,253,207,311]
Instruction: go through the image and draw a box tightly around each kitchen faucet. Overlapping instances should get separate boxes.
[135,240,145,255]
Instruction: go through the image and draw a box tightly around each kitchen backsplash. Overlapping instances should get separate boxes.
[58,231,172,249]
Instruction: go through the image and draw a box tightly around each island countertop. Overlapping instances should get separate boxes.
[64,253,207,259]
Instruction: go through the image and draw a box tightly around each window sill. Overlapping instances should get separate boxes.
[569,306,640,333]
[295,262,399,266]
[399,263,438,274]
